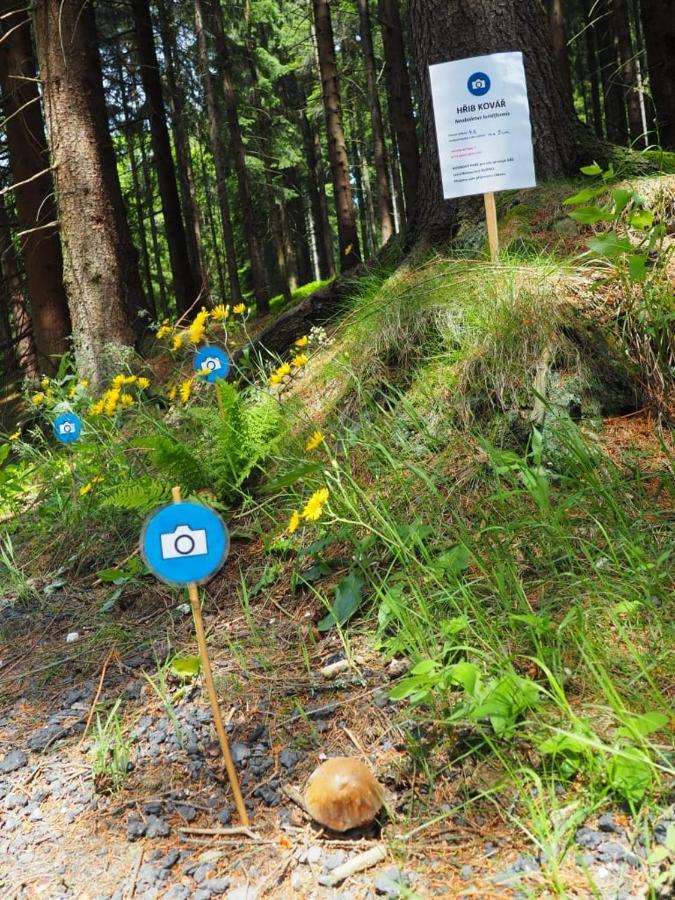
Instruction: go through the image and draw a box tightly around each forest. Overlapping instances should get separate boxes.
[0,0,673,897]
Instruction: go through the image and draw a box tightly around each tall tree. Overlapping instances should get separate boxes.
[356,0,395,244]
[377,0,420,224]
[545,0,574,108]
[597,2,629,144]
[299,98,335,279]
[312,0,360,270]
[33,0,141,389]
[0,3,70,373]
[582,0,605,137]
[614,0,643,144]
[407,0,596,243]
[131,0,200,314]
[208,0,269,310]
[0,195,38,378]
[193,0,241,303]
[640,0,675,147]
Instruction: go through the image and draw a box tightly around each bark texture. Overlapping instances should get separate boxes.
[545,0,574,108]
[614,0,643,144]
[0,195,38,378]
[312,0,360,270]
[33,0,140,389]
[640,0,675,147]
[0,3,70,373]
[597,1,629,145]
[407,0,590,243]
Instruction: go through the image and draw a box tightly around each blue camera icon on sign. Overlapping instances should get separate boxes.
[468,72,491,96]
[53,412,82,444]
[194,345,230,383]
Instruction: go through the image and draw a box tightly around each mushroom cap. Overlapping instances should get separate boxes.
[304,756,384,832]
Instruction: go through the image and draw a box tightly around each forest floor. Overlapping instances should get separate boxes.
[1,171,674,899]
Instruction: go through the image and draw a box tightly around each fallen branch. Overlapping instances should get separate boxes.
[78,647,117,749]
[317,844,387,887]
[179,826,261,840]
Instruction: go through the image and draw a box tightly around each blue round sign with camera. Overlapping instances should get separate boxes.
[141,500,229,585]
[194,346,230,383]
[53,412,82,444]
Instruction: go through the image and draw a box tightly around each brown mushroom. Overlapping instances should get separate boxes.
[303,756,384,832]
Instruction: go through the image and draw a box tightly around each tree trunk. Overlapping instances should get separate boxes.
[0,3,70,374]
[312,0,360,270]
[583,0,605,137]
[33,0,140,389]
[155,0,209,297]
[614,0,643,144]
[357,0,394,244]
[0,195,39,379]
[197,137,228,304]
[597,2,629,144]
[208,0,268,310]
[377,0,420,225]
[545,0,575,108]
[407,0,591,244]
[640,0,675,147]
[193,0,241,303]
[301,108,335,279]
[131,0,200,314]
[138,132,168,317]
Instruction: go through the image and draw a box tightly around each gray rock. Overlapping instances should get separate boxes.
[4,792,28,810]
[202,879,230,894]
[279,748,300,770]
[175,803,198,822]
[0,750,28,773]
[164,888,190,900]
[324,851,347,872]
[597,842,639,867]
[306,845,323,864]
[460,865,473,881]
[576,827,604,849]
[290,871,304,891]
[216,808,232,825]
[374,867,408,897]
[253,784,279,807]
[137,864,161,887]
[26,724,65,751]
[484,841,498,857]
[226,887,258,900]
[230,743,250,766]
[127,815,146,840]
[192,891,212,900]
[492,856,540,884]
[144,800,163,815]
[3,815,21,832]
[193,865,211,884]
[145,815,170,838]
[161,848,181,869]
[598,813,623,834]
[29,807,44,821]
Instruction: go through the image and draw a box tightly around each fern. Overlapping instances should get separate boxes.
[132,435,208,493]
[103,477,170,513]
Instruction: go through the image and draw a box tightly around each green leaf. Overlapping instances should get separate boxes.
[0,444,10,465]
[611,188,633,216]
[588,232,633,257]
[629,208,654,230]
[563,187,604,205]
[628,254,647,282]
[569,206,612,224]
[259,464,321,495]
[97,567,128,584]
[170,656,201,680]
[606,750,653,804]
[647,846,669,865]
[447,662,480,696]
[580,162,603,176]
[410,658,438,676]
[617,711,669,739]
[434,544,471,576]
[317,571,365,631]
[389,676,426,701]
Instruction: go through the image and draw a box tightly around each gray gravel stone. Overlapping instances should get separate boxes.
[598,813,623,834]
[279,749,300,770]
[202,879,230,894]
[459,865,473,881]
[161,848,181,869]
[127,815,146,840]
[175,803,198,822]
[576,827,604,849]
[164,888,190,900]
[4,792,28,810]
[26,724,65,751]
[374,867,408,897]
[193,865,211,884]
[230,743,250,766]
[3,815,21,832]
[216,808,232,825]
[0,750,27,773]
[323,851,347,871]
[226,887,257,900]
[192,891,212,900]
[145,815,171,838]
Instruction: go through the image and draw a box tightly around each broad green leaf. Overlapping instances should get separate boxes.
[607,751,653,804]
[410,658,438,676]
[569,206,612,224]
[96,567,128,584]
[448,662,480,696]
[611,188,633,216]
[170,656,201,679]
[563,187,604,205]
[259,462,321,494]
[389,675,426,701]
[0,444,10,465]
[647,846,669,865]
[435,544,470,576]
[589,232,633,257]
[580,162,603,176]
[617,711,669,739]
[317,571,365,631]
[628,254,647,282]
[629,208,654,230]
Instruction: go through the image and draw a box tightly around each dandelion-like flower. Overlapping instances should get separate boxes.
[168,385,177,402]
[40,377,50,390]
[189,308,210,345]
[291,353,308,368]
[104,388,120,416]
[9,430,20,441]
[156,319,172,339]
[119,393,134,408]
[171,334,184,352]
[89,399,105,416]
[31,392,45,406]
[79,482,93,496]
[137,377,150,390]
[306,430,324,451]
[211,304,229,321]
[294,335,308,348]
[287,510,301,534]
[233,303,246,315]
[301,487,329,522]
[180,378,193,403]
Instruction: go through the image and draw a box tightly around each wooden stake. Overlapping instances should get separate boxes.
[171,485,249,826]
[483,191,499,262]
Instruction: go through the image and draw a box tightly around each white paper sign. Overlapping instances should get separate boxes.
[429,52,536,199]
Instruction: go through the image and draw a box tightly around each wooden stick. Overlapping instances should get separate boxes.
[317,845,387,887]
[171,485,249,827]
[483,191,499,262]
[78,647,116,748]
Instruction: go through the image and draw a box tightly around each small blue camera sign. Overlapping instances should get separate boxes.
[53,412,82,444]
[194,346,230,383]
[141,500,229,585]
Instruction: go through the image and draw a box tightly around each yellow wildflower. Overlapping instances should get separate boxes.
[278,362,291,377]
[294,335,308,348]
[68,385,77,399]
[31,392,45,406]
[9,430,20,441]
[171,334,184,352]
[119,393,134,408]
[123,375,137,385]
[291,353,308,368]
[287,510,301,534]
[79,380,89,389]
[112,374,125,389]
[79,482,93,496]
[137,377,150,390]
[301,487,329,522]
[156,319,172,339]
[211,304,229,321]
[179,378,193,403]
[104,388,120,416]
[269,371,283,385]
[233,303,246,315]
[40,377,50,390]
[168,385,177,401]
[344,244,353,256]
[189,308,209,345]
[89,399,105,416]
[306,430,324,451]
